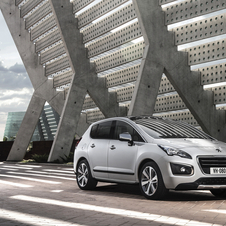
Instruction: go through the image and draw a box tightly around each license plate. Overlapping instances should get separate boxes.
[210,168,226,174]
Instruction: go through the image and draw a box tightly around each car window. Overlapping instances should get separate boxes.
[90,121,112,139]
[113,121,144,142]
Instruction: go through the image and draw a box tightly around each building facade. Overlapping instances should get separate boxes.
[4,105,59,142]
[1,0,226,161]
[4,112,40,141]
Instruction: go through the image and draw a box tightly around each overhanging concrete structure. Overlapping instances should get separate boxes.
[1,0,226,161]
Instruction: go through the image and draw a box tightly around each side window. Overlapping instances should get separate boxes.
[113,121,144,142]
[90,121,112,139]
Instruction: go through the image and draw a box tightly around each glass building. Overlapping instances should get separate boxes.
[4,105,60,141]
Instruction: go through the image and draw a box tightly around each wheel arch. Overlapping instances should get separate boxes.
[76,157,88,171]
[137,158,159,176]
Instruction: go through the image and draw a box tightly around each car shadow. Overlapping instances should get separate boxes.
[92,183,223,201]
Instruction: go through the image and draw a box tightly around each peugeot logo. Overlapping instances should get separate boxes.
[216,147,222,152]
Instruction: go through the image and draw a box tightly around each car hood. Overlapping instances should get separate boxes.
[155,138,226,155]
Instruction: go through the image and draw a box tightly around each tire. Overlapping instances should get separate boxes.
[139,161,168,200]
[210,189,226,198]
[76,159,97,190]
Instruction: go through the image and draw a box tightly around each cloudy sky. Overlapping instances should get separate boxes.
[0,11,33,141]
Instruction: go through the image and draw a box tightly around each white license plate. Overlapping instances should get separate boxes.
[210,167,226,174]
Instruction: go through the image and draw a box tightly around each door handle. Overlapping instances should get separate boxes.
[110,145,116,150]
[91,144,95,148]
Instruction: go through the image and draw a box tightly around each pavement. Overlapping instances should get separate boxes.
[0,161,226,226]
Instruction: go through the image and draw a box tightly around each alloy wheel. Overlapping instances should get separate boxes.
[77,163,88,187]
[141,166,158,196]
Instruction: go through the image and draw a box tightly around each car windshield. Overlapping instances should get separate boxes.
[132,117,213,139]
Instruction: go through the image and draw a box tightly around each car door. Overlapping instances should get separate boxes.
[108,120,144,182]
[88,120,113,179]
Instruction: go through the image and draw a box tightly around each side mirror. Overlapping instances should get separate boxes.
[119,132,133,146]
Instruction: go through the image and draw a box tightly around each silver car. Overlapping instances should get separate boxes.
[74,116,226,199]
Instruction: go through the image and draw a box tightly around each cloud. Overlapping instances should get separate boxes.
[0,61,8,71]
[0,61,32,91]
[9,63,27,73]
[0,61,34,140]
[0,88,33,140]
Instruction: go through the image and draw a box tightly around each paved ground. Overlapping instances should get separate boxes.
[0,162,226,226]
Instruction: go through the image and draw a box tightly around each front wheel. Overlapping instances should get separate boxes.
[76,159,97,190]
[139,161,168,200]
[210,189,226,198]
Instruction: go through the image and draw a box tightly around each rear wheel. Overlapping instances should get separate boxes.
[210,189,226,198]
[76,159,97,190]
[139,161,168,200]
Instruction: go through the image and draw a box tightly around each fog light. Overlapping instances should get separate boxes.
[170,163,193,175]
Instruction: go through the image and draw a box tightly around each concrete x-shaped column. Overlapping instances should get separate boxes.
[48,0,127,162]
[0,0,66,161]
[129,0,226,141]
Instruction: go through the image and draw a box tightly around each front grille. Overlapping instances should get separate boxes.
[197,178,226,185]
[198,157,226,174]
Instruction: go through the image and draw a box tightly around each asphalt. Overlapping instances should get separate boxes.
[0,161,226,226]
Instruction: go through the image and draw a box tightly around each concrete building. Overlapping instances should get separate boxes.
[4,105,59,142]
[1,0,226,162]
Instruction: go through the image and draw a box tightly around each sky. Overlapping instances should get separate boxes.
[0,11,33,141]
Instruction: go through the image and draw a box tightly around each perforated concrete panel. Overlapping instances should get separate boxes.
[187,38,226,65]
[21,0,43,18]
[45,56,70,77]
[25,1,52,29]
[95,41,145,73]
[73,0,95,13]
[86,109,105,123]
[174,13,226,45]
[87,21,142,58]
[159,0,177,5]
[83,96,97,110]
[30,15,56,41]
[82,3,136,43]
[35,29,61,52]
[163,0,226,25]
[212,86,226,105]
[78,0,130,28]
[199,63,226,85]
[154,94,186,113]
[15,0,23,6]
[106,64,140,88]
[53,70,73,88]
[40,42,65,64]
[159,76,175,94]
[116,85,135,102]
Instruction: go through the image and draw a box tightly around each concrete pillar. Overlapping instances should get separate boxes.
[48,0,126,162]
[7,94,45,161]
[48,75,87,162]
[132,0,226,140]
[128,47,164,116]
[0,0,65,161]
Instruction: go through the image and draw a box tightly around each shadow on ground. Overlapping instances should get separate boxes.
[83,183,222,202]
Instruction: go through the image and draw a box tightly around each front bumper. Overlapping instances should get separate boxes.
[175,177,226,190]
[159,155,226,190]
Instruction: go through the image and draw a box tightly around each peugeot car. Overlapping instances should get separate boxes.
[74,116,226,199]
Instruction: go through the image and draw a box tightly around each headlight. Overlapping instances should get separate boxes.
[158,145,192,159]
